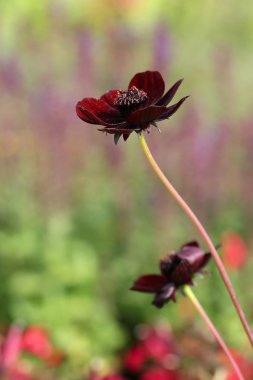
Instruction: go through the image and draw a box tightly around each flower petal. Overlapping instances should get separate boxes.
[199,253,212,269]
[123,133,130,141]
[114,133,122,145]
[152,283,176,308]
[100,90,120,110]
[76,103,97,124]
[157,96,189,121]
[159,254,178,278]
[170,260,192,285]
[76,98,124,126]
[79,107,127,128]
[177,246,211,273]
[130,275,168,293]
[180,241,200,249]
[156,79,184,106]
[128,71,165,106]
[128,106,167,126]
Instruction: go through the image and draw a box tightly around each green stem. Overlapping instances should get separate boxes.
[139,134,253,347]
[184,286,244,380]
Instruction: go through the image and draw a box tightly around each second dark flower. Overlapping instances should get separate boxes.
[131,241,211,308]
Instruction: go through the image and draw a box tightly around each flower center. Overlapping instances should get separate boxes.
[114,86,147,108]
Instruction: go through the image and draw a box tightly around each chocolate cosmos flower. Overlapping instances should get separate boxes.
[76,71,188,144]
[131,241,211,308]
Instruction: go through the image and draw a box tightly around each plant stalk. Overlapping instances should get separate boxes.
[139,134,253,347]
[184,286,244,380]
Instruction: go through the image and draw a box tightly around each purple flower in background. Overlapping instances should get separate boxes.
[131,241,211,308]
[153,23,173,73]
[76,71,188,144]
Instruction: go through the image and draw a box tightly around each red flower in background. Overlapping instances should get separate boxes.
[222,232,248,270]
[88,324,199,380]
[123,344,146,372]
[21,326,53,360]
[122,324,199,380]
[88,371,125,380]
[8,366,32,380]
[131,241,211,308]
[123,325,179,375]
[141,325,176,363]
[220,349,253,379]
[21,326,65,367]
[76,70,188,143]
[140,367,180,380]
[0,324,65,380]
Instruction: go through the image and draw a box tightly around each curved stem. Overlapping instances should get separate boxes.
[184,286,245,380]
[139,134,253,347]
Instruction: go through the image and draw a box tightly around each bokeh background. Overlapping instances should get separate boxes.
[1,0,253,378]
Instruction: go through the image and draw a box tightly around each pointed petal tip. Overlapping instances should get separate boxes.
[156,78,186,107]
[114,132,122,144]
[157,95,189,121]
[123,133,130,141]
[177,78,184,84]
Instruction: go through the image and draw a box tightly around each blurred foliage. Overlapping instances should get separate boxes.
[1,0,253,377]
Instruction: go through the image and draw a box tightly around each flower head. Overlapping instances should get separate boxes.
[76,71,188,144]
[131,241,211,308]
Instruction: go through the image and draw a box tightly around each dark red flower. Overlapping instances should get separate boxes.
[131,241,211,308]
[76,71,188,144]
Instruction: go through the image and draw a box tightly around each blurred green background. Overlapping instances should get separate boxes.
[1,0,253,376]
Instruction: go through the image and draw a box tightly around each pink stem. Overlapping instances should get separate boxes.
[139,134,253,348]
[184,286,244,380]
